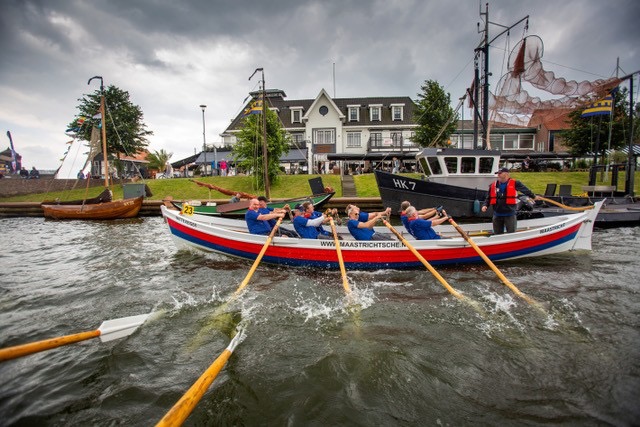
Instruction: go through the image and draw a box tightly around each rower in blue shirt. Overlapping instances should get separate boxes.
[245,198,285,235]
[346,205,394,241]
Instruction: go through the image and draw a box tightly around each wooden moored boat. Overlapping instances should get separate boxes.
[42,194,143,220]
[160,201,602,269]
[41,76,144,220]
[170,192,335,217]
[169,176,335,217]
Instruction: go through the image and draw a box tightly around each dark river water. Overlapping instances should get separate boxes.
[0,217,638,426]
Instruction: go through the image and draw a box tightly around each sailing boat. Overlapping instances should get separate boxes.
[41,76,143,220]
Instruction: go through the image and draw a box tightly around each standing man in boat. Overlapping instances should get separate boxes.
[481,168,538,234]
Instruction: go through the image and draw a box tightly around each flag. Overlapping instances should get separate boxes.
[92,112,102,119]
[76,116,86,126]
[467,78,476,108]
[242,99,263,116]
[581,94,613,117]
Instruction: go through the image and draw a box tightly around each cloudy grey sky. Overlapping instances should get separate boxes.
[1,0,638,170]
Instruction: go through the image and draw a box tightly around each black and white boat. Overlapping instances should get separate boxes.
[375,148,640,227]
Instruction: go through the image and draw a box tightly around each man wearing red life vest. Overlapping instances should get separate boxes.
[481,167,538,234]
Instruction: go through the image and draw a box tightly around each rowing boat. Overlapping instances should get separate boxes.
[160,201,602,269]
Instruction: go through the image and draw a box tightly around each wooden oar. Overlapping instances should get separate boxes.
[537,195,595,211]
[0,313,150,362]
[156,328,246,427]
[445,217,537,305]
[233,217,283,296]
[188,218,284,349]
[328,216,351,296]
[382,219,464,300]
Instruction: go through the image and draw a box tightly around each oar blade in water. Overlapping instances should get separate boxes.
[98,313,151,342]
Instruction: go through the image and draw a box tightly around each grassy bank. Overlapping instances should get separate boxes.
[0,171,638,202]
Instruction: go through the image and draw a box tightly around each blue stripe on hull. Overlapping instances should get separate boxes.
[168,222,578,270]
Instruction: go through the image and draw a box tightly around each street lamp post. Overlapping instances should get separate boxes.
[200,104,217,176]
[199,105,207,175]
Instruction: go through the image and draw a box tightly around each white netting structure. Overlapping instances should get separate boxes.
[488,35,620,127]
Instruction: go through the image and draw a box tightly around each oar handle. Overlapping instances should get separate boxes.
[446,217,535,305]
[0,329,101,362]
[329,217,351,295]
[156,328,246,427]
[234,217,283,295]
[382,220,464,300]
[156,349,234,427]
[537,195,594,211]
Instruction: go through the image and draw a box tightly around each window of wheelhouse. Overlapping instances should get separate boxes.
[419,156,442,176]
[479,157,495,173]
[461,157,476,173]
[443,157,458,173]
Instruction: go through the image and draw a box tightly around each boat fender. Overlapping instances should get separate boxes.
[473,199,480,214]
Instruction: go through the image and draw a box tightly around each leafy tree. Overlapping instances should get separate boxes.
[560,87,638,157]
[413,80,458,147]
[68,85,152,159]
[232,108,289,190]
[146,149,173,171]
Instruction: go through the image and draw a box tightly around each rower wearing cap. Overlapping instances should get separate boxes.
[292,203,334,240]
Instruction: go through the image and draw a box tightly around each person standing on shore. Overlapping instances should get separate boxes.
[481,167,538,234]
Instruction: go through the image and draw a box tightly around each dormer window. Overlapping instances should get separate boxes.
[291,107,303,124]
[369,104,382,121]
[390,103,404,121]
[347,105,360,122]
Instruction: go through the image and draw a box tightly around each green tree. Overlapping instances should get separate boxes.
[560,87,638,157]
[68,85,152,159]
[413,80,458,147]
[146,149,173,171]
[232,108,289,190]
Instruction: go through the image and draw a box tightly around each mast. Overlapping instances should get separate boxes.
[88,76,109,187]
[261,69,270,200]
[476,3,528,149]
[248,68,270,198]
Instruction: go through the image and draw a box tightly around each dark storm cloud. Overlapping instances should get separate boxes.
[1,0,638,169]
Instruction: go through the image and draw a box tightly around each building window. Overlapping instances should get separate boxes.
[519,134,534,150]
[391,132,402,146]
[369,105,382,121]
[491,133,535,150]
[291,108,302,123]
[391,104,404,121]
[347,132,361,147]
[314,129,335,144]
[370,132,382,147]
[290,133,304,144]
[348,106,360,122]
